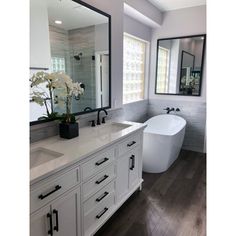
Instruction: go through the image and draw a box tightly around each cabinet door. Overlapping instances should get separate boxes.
[30,205,51,236]
[128,148,140,190]
[51,187,81,236]
[116,154,129,203]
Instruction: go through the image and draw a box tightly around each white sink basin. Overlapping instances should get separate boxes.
[102,122,131,132]
[30,147,63,168]
[95,122,131,135]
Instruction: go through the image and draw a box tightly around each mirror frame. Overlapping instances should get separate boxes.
[154,34,206,96]
[30,0,112,126]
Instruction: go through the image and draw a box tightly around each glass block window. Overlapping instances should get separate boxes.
[51,57,66,73]
[156,47,170,93]
[123,34,146,104]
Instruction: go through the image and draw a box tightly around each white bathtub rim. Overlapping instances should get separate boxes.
[144,114,186,136]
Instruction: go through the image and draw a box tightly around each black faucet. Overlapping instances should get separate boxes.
[163,107,175,114]
[97,108,108,125]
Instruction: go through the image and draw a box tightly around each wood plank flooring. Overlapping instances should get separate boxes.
[95,150,206,236]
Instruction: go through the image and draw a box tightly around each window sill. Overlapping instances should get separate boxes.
[123,99,148,106]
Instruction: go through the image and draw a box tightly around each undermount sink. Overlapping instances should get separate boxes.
[104,122,131,131]
[30,147,63,169]
[96,122,131,134]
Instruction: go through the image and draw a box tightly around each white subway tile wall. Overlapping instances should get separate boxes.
[30,99,206,153]
[148,99,206,153]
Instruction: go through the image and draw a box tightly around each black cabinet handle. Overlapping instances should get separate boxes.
[38,185,62,200]
[95,175,109,184]
[95,157,109,166]
[127,141,136,147]
[96,207,108,219]
[47,213,53,236]
[53,209,59,232]
[96,191,109,202]
[130,155,135,170]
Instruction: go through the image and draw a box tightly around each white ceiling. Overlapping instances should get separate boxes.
[47,0,108,30]
[148,0,206,12]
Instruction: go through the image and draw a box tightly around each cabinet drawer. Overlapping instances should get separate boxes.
[30,167,80,213]
[84,191,115,236]
[82,148,115,181]
[118,133,141,156]
[84,181,115,215]
[82,164,115,201]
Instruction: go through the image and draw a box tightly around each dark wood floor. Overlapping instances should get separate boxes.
[95,150,206,236]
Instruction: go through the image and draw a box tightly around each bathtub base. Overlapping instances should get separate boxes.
[143,128,185,173]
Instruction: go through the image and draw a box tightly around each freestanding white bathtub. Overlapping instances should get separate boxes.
[143,114,186,173]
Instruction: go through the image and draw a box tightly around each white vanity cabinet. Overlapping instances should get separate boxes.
[30,187,81,236]
[30,166,81,236]
[30,125,145,236]
[116,133,143,204]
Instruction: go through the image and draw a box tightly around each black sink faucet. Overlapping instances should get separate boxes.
[97,108,108,125]
[163,107,175,114]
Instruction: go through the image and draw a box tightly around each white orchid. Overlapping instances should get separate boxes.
[30,71,85,122]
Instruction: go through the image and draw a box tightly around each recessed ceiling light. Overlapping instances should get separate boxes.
[55,20,62,24]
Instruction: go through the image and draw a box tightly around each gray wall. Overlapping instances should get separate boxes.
[31,0,124,142]
[30,3,151,143]
[124,14,152,41]
[31,3,207,154]
[122,14,152,124]
[149,5,206,101]
[148,5,206,153]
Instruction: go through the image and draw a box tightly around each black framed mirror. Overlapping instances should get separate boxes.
[155,34,206,96]
[30,0,111,125]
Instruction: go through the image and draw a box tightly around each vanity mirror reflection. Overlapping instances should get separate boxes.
[30,0,111,124]
[155,34,206,96]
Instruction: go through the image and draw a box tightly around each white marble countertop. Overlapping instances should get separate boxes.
[30,121,146,184]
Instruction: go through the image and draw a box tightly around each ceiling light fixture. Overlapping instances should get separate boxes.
[55,20,62,24]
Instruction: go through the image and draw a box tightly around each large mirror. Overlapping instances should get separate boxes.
[155,34,206,96]
[30,0,111,124]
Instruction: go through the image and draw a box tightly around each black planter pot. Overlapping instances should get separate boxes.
[59,122,79,139]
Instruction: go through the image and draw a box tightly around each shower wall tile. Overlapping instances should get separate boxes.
[148,99,206,153]
[68,26,96,111]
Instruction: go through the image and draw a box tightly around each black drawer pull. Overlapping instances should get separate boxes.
[95,157,109,166]
[130,155,135,170]
[47,213,53,236]
[53,209,59,232]
[96,191,109,202]
[127,141,136,147]
[38,185,62,200]
[95,175,109,184]
[96,207,108,219]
